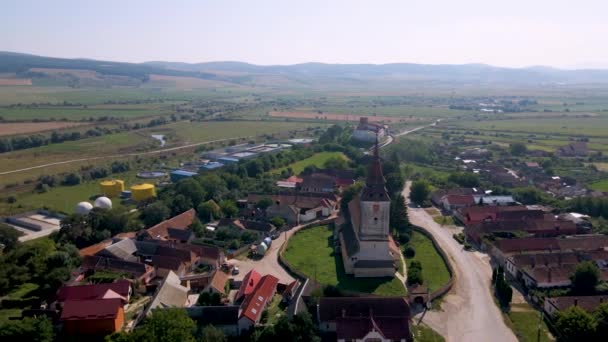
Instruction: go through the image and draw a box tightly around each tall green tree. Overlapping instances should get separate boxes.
[199,325,226,342]
[409,180,430,204]
[554,306,597,342]
[0,317,54,342]
[595,303,608,337]
[571,261,600,295]
[0,223,22,250]
[141,201,171,227]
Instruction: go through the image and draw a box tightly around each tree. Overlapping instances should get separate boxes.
[219,200,238,218]
[197,200,221,223]
[62,172,81,186]
[385,172,405,195]
[554,306,597,342]
[175,178,206,206]
[571,261,600,295]
[256,197,274,211]
[448,172,480,187]
[141,201,171,227]
[509,142,528,156]
[595,303,608,337]
[0,317,54,342]
[494,267,512,308]
[136,308,196,342]
[407,260,423,285]
[409,180,430,204]
[323,156,347,170]
[270,216,286,229]
[0,223,22,250]
[199,325,226,342]
[198,292,211,306]
[390,194,410,235]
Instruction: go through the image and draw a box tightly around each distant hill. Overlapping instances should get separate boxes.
[3,51,608,88]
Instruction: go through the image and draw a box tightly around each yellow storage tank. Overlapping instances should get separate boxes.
[100,179,125,198]
[131,183,156,201]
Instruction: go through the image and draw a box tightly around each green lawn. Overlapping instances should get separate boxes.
[433,215,454,226]
[506,304,552,342]
[5,283,39,300]
[264,294,286,325]
[0,309,22,323]
[590,179,608,191]
[272,151,348,175]
[2,170,140,215]
[411,324,445,342]
[283,225,406,296]
[404,231,451,292]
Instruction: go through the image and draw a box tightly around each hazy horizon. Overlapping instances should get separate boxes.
[3,0,608,69]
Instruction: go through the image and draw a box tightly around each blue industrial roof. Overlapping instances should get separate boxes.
[201,162,224,170]
[218,157,239,162]
[170,170,198,176]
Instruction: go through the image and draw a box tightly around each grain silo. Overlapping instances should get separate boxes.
[131,183,156,201]
[75,201,93,215]
[99,179,125,198]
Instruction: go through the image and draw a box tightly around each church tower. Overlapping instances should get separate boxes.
[359,138,390,240]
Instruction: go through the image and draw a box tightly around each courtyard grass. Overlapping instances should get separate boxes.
[404,231,450,293]
[272,151,348,175]
[411,323,446,342]
[283,225,406,296]
[505,304,552,342]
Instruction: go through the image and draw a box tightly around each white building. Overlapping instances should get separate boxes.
[340,141,395,277]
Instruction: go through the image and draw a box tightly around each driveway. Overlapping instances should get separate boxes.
[403,181,516,342]
[227,216,337,284]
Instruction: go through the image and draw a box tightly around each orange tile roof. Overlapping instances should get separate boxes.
[79,239,113,257]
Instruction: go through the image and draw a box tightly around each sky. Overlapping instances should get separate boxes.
[2,0,608,69]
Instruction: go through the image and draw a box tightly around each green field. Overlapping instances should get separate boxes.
[590,179,608,191]
[404,231,451,292]
[506,304,552,342]
[283,225,406,296]
[272,151,347,175]
[1,171,141,215]
[0,106,169,121]
[449,116,608,137]
[412,324,446,342]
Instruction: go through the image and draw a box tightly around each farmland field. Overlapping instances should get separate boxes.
[0,122,87,136]
[590,179,608,191]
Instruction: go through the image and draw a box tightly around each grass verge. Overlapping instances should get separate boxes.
[403,231,450,292]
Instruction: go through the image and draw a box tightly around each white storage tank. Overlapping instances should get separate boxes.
[94,196,112,209]
[75,202,93,215]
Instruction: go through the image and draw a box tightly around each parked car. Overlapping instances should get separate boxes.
[232,266,240,275]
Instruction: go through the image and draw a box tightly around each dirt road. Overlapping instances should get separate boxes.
[403,181,516,342]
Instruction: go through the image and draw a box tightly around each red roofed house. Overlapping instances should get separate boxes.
[441,194,475,212]
[544,295,608,317]
[236,269,262,303]
[319,297,413,342]
[61,298,125,335]
[55,279,131,308]
[238,274,279,333]
[142,209,196,241]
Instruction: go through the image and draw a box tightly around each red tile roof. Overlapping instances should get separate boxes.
[236,270,261,301]
[144,209,196,240]
[239,274,279,323]
[209,271,229,295]
[444,194,475,206]
[60,298,123,321]
[56,280,130,303]
[547,296,608,313]
[79,239,113,257]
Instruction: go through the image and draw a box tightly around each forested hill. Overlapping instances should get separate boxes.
[0,51,220,81]
[4,51,608,86]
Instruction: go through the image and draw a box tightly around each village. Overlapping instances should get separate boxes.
[1,115,608,342]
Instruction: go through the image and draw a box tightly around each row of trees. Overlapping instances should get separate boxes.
[492,267,513,308]
[0,116,171,154]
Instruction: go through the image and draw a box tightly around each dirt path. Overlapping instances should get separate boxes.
[403,181,516,342]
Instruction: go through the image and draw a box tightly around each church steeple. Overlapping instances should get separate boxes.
[361,135,389,202]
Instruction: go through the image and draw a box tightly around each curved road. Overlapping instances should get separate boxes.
[403,181,516,342]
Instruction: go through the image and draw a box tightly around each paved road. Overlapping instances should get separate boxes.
[403,181,516,342]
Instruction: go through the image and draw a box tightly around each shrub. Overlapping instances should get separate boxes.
[404,246,416,258]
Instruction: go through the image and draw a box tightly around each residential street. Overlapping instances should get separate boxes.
[402,181,516,342]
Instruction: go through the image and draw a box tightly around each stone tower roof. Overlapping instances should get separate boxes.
[361,137,389,202]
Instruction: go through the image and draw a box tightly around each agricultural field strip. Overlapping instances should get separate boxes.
[0,136,250,176]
